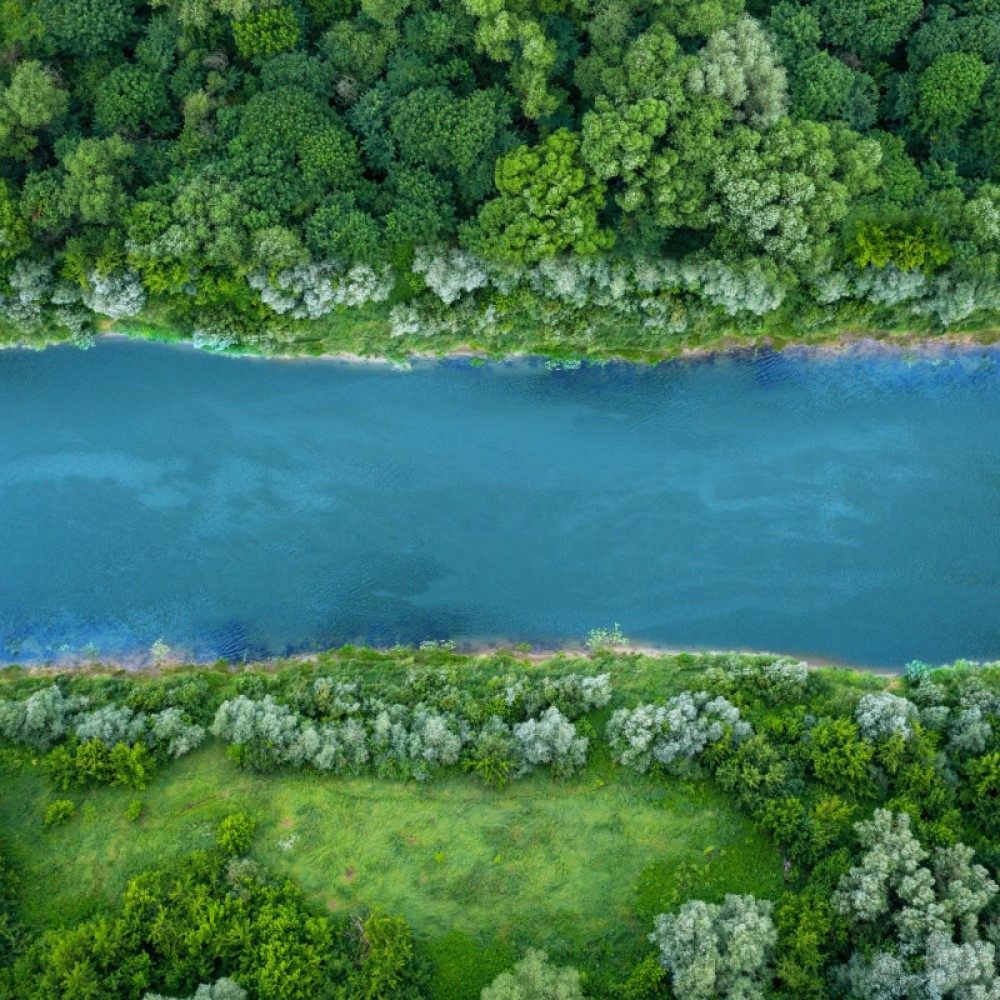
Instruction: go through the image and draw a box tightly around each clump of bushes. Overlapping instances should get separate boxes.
[216,813,256,857]
[43,799,76,826]
[606,692,751,774]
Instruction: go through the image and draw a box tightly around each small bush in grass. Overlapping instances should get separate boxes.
[216,813,256,857]
[481,948,584,1000]
[125,799,142,821]
[44,799,76,826]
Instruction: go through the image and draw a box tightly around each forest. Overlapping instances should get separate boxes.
[1,647,1000,998]
[4,0,1000,358]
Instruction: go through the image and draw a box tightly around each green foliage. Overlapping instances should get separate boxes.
[913,52,989,137]
[95,63,173,136]
[43,799,76,826]
[215,812,256,856]
[125,798,143,821]
[38,0,135,58]
[466,130,614,264]
[233,7,302,60]
[850,217,952,272]
[480,948,583,1000]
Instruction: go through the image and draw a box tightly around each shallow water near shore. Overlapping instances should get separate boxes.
[2,339,1000,668]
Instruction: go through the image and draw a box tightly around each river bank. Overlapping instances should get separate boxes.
[0,643,910,678]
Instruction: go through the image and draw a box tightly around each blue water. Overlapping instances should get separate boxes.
[2,340,1000,668]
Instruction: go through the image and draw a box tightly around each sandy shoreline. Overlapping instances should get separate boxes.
[0,642,911,677]
[159,329,1000,366]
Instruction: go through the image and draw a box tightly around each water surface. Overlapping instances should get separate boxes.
[2,340,1000,668]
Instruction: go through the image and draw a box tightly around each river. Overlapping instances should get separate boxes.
[2,339,1000,668]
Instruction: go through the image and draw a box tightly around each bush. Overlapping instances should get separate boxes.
[855,692,918,741]
[216,813,256,857]
[512,707,588,778]
[481,948,584,1000]
[607,692,751,774]
[44,799,76,826]
[650,894,776,1000]
[125,799,142,821]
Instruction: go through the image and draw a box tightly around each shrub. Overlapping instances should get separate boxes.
[650,894,776,1000]
[125,799,142,821]
[705,657,809,705]
[143,981,247,1000]
[481,948,584,1000]
[586,623,628,651]
[512,707,588,778]
[855,692,918,741]
[464,717,520,789]
[0,685,79,750]
[607,692,751,774]
[350,910,415,1000]
[216,813,256,857]
[44,799,76,826]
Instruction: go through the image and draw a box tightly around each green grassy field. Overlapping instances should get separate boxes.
[0,737,781,969]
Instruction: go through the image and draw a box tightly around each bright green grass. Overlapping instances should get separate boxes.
[0,741,782,968]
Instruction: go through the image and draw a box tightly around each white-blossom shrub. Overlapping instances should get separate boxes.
[143,979,247,1000]
[833,811,1000,998]
[148,707,207,758]
[412,247,489,304]
[687,16,788,129]
[705,656,809,704]
[651,894,777,1000]
[0,257,54,323]
[855,692,918,741]
[512,707,588,777]
[0,684,82,750]
[606,691,752,773]
[502,673,612,720]
[74,705,148,746]
[83,269,146,319]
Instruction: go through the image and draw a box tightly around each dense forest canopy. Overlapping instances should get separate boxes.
[4,0,1000,351]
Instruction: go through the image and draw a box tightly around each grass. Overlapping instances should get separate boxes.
[0,738,782,971]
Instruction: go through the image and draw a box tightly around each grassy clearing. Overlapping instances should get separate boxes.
[0,738,781,969]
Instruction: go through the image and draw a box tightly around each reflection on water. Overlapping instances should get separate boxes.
[2,340,1000,668]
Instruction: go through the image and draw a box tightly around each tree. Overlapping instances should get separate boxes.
[687,15,789,129]
[59,135,136,228]
[817,0,923,63]
[650,895,777,1000]
[38,0,135,57]
[0,61,68,160]
[808,717,874,792]
[913,53,989,137]
[481,948,584,1000]
[94,63,173,136]
[465,130,614,265]
[233,6,301,61]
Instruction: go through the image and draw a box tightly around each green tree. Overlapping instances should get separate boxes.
[38,0,135,57]
[216,813,256,856]
[0,61,68,160]
[465,130,614,265]
[913,52,989,137]
[817,0,923,63]
[233,6,301,61]
[95,64,173,136]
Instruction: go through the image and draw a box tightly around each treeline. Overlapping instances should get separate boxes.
[3,0,1000,355]
[2,650,1000,997]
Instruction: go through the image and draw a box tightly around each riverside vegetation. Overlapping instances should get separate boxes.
[2,647,1000,998]
[6,1,1000,359]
